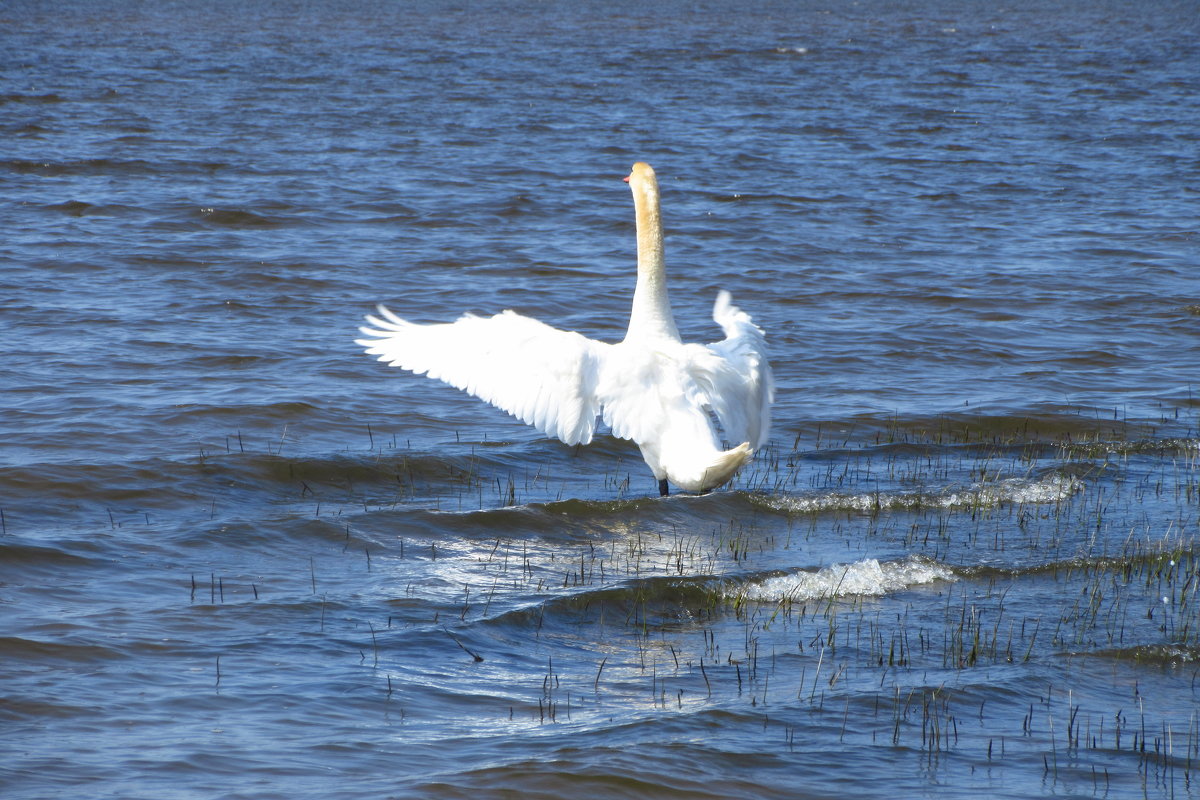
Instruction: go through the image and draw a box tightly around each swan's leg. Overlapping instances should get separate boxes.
[658,479,669,497]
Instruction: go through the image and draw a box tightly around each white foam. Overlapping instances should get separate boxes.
[734,555,955,603]
[765,473,1081,515]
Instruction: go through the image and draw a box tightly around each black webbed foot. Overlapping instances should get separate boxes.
[658,479,669,497]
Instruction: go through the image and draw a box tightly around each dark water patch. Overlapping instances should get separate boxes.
[1084,644,1200,667]
[40,199,143,217]
[4,121,51,136]
[352,502,611,543]
[806,409,1185,448]
[197,449,515,501]
[0,458,209,511]
[533,495,672,518]
[175,351,283,370]
[165,592,361,626]
[416,758,769,800]
[171,401,325,428]
[0,697,98,722]
[221,265,346,291]
[962,548,1199,585]
[159,515,353,556]
[0,635,128,664]
[0,157,161,177]
[481,574,722,632]
[195,206,294,229]
[0,92,65,104]
[0,539,100,570]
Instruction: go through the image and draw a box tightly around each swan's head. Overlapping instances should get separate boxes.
[624,162,659,203]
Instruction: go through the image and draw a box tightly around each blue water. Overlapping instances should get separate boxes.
[3,1,1200,797]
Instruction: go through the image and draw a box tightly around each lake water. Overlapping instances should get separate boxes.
[3,1,1200,797]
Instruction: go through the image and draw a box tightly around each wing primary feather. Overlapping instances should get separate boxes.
[357,306,607,446]
[376,304,407,326]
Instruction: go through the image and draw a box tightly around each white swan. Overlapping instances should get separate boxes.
[356,162,773,496]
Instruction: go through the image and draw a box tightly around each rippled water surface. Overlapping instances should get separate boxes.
[3,1,1200,798]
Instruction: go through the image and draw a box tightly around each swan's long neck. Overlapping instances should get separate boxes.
[625,165,680,343]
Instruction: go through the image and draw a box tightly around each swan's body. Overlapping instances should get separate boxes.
[357,162,773,495]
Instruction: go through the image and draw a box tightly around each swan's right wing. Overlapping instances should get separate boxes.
[357,306,607,446]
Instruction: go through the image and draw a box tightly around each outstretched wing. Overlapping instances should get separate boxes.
[357,305,608,445]
[685,291,774,450]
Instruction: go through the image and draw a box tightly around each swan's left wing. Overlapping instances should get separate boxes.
[357,306,608,446]
[686,291,774,450]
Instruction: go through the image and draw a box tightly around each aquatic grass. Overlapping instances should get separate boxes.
[172,405,1200,795]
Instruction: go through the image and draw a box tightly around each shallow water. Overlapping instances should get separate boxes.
[3,1,1200,798]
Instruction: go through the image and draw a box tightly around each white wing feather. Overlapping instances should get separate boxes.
[595,347,697,446]
[686,291,773,450]
[357,306,607,446]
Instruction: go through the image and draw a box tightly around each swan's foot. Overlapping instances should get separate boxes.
[658,479,669,497]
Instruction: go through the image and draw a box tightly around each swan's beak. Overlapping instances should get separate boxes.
[623,173,631,184]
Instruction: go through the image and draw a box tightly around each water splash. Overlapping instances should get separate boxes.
[759,473,1082,515]
[734,555,956,603]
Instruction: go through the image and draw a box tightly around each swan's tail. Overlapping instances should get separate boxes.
[698,442,753,491]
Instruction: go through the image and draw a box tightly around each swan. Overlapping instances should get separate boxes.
[356,162,773,496]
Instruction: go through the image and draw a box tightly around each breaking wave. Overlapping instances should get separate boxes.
[758,473,1082,515]
[732,555,956,603]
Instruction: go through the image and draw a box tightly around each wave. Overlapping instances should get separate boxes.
[755,472,1082,515]
[0,443,596,524]
[1083,644,1200,666]
[195,206,292,228]
[731,555,956,604]
[0,635,127,664]
[474,575,720,633]
[1069,437,1200,457]
[0,458,197,508]
[0,157,206,177]
[0,92,65,104]
[0,540,101,569]
[41,200,144,217]
[796,409,1192,448]
[473,538,1196,634]
[421,493,672,523]
[470,556,956,636]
